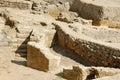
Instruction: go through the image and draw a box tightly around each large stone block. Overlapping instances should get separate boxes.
[27,42,61,72]
[70,0,120,28]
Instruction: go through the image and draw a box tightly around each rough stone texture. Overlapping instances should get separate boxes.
[70,0,120,28]
[0,0,120,80]
[31,0,70,18]
[0,7,60,72]
[57,12,77,23]
[63,66,120,80]
[0,0,32,10]
[27,42,61,72]
[27,25,60,72]
[47,4,64,19]
[47,3,70,18]
[53,22,120,68]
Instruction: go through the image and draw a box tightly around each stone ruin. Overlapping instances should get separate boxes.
[63,66,120,80]
[0,0,120,80]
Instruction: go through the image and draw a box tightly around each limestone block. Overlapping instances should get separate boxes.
[27,42,61,72]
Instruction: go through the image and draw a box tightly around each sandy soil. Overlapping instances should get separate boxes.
[0,46,66,80]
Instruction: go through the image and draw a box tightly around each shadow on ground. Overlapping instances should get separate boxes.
[11,60,27,66]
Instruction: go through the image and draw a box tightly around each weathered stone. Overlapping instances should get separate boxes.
[45,30,56,47]
[47,2,70,18]
[27,42,61,72]
[57,12,74,23]
[47,4,63,18]
[0,0,32,10]
[53,22,120,68]
[70,0,120,28]
[63,66,85,80]
[0,0,120,80]
[63,66,120,80]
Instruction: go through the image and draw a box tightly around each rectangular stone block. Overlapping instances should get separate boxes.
[27,42,61,72]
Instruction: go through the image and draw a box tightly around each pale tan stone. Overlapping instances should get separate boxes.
[27,42,61,72]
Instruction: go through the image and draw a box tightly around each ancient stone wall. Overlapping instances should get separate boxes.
[0,0,32,10]
[55,23,120,68]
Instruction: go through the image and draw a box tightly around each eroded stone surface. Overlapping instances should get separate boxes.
[53,22,120,68]
[0,0,120,80]
[27,42,61,72]
[63,66,120,80]
[70,0,120,28]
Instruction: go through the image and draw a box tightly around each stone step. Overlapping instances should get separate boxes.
[15,49,27,53]
[15,53,27,57]
[16,33,31,38]
[13,43,27,49]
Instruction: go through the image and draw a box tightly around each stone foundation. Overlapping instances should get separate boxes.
[53,22,120,68]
